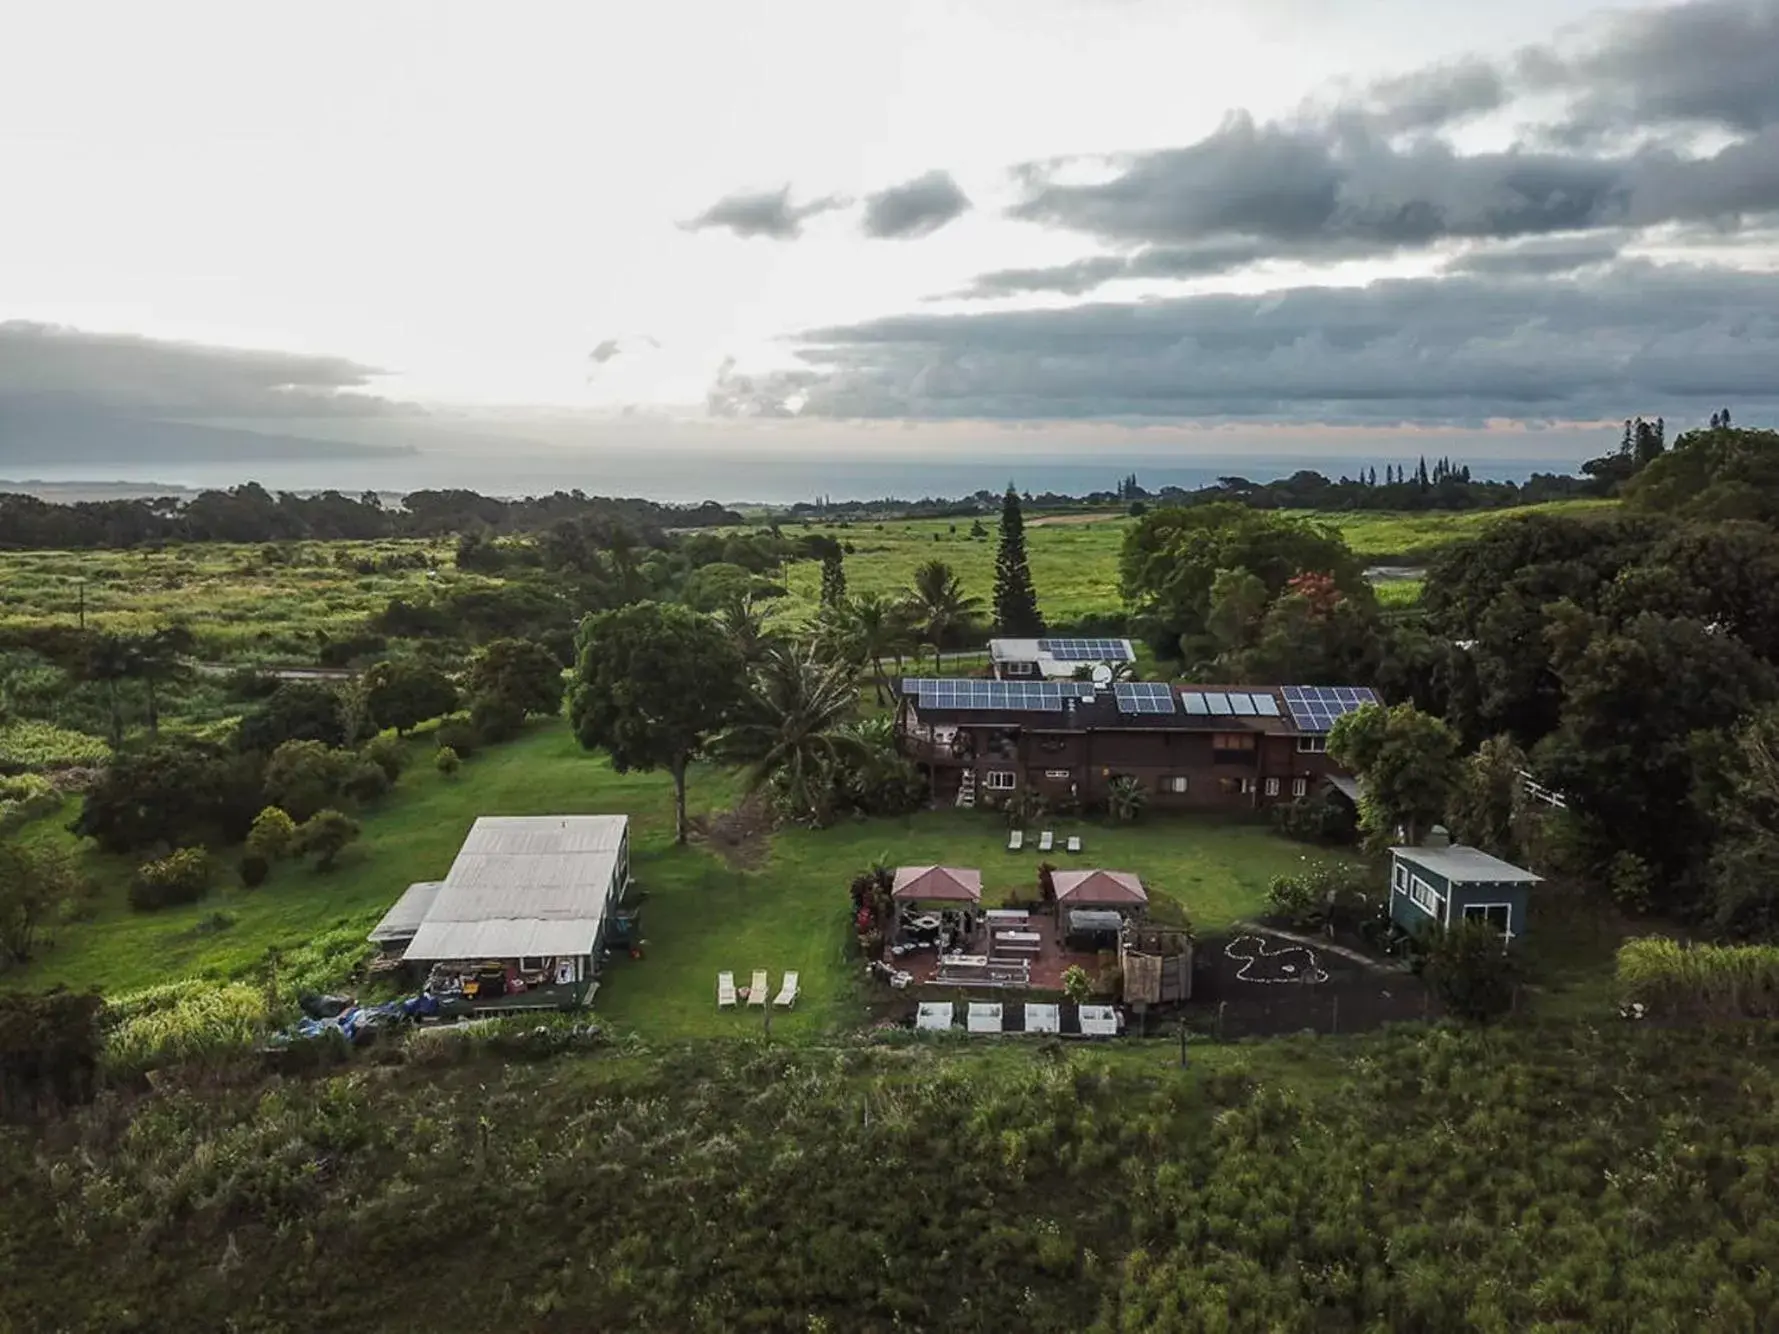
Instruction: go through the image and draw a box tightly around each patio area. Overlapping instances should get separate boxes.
[888,910,1112,991]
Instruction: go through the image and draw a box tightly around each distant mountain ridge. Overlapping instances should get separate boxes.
[0,406,416,465]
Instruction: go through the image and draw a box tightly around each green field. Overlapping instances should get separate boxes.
[10,720,1361,1037]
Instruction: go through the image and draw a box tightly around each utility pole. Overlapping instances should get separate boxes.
[1178,1017,1188,1068]
[77,579,86,630]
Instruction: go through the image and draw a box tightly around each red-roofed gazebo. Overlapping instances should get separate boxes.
[891,865,983,903]
[1051,868,1147,908]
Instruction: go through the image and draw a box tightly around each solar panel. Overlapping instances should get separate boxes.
[1281,685,1380,733]
[1036,637,1135,662]
[1113,682,1176,714]
[1228,692,1258,716]
[1204,691,1232,716]
[905,678,1075,712]
[1181,691,1209,715]
[1252,693,1281,716]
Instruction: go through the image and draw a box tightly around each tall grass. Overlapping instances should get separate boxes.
[103,979,270,1076]
[1616,936,1779,1018]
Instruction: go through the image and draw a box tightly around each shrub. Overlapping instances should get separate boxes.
[128,847,215,912]
[295,809,361,871]
[245,806,298,862]
[1265,863,1375,932]
[263,739,355,822]
[340,759,392,805]
[435,746,461,777]
[0,773,60,831]
[1617,937,1779,1019]
[1273,790,1358,844]
[469,693,526,743]
[361,734,409,784]
[0,990,104,1111]
[239,854,270,888]
[364,661,459,735]
[1423,920,1520,1022]
[0,843,83,967]
[235,681,347,753]
[1106,774,1147,823]
[435,718,479,759]
[103,980,268,1078]
[1061,964,1092,1004]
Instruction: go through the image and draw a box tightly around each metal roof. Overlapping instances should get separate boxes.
[367,881,444,944]
[1391,843,1542,884]
[402,816,629,962]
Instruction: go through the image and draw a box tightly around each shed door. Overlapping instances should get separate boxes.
[1463,903,1511,935]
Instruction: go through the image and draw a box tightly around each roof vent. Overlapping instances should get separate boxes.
[1423,824,1452,849]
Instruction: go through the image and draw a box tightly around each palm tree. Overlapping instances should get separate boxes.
[907,560,983,672]
[716,589,781,665]
[717,645,865,823]
[816,592,914,703]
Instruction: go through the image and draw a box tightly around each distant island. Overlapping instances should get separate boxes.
[0,406,417,470]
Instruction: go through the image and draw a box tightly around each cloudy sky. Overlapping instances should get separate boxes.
[3,0,1777,457]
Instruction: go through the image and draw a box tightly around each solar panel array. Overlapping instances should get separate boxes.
[1180,690,1281,717]
[1036,637,1135,662]
[1113,681,1176,714]
[1281,685,1380,733]
[903,678,1082,712]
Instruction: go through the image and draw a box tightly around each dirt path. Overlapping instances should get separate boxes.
[1027,511,1126,527]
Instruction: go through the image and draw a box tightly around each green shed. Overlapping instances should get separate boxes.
[1388,842,1541,941]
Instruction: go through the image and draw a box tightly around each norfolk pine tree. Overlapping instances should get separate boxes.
[993,484,1044,636]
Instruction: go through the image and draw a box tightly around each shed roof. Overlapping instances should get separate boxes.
[1392,843,1542,884]
[1052,869,1148,906]
[892,865,983,902]
[402,815,628,962]
[367,881,443,944]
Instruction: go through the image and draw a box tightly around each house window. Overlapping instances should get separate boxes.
[519,956,545,973]
[1464,903,1514,937]
[984,770,1016,790]
[1004,661,1034,676]
[1044,769,1072,780]
[1263,777,1280,796]
[1213,733,1258,763]
[1297,736,1328,753]
[1161,776,1189,794]
[1406,874,1442,917]
[1292,778,1308,797]
[1239,777,1258,795]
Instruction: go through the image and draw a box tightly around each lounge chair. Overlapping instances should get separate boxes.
[774,971,800,1008]
[1066,835,1082,854]
[1038,830,1054,852]
[717,971,737,1009]
[1007,829,1024,852]
[748,968,769,1006]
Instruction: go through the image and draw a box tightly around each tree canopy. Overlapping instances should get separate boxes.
[568,603,747,844]
[1327,702,1460,847]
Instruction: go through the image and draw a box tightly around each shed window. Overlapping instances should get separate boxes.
[984,770,1016,791]
[1393,862,1408,891]
[1463,903,1514,937]
[1004,661,1034,676]
[1161,776,1189,794]
[1406,874,1442,917]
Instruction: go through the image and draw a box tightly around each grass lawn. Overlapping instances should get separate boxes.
[9,721,1362,1040]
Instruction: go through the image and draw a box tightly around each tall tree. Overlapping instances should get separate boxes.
[129,626,195,737]
[0,843,82,967]
[716,646,864,824]
[363,661,459,736]
[907,560,983,672]
[992,484,1044,636]
[815,592,913,704]
[568,603,746,844]
[819,551,847,610]
[1328,701,1460,847]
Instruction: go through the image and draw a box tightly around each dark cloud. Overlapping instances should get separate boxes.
[862,170,972,239]
[705,356,817,418]
[0,321,397,418]
[589,335,661,366]
[1443,233,1627,277]
[1527,0,1779,138]
[709,261,1779,425]
[955,236,1394,299]
[681,186,849,240]
[1356,57,1509,134]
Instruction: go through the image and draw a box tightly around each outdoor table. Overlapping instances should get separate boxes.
[911,914,940,931]
[985,909,1029,923]
[993,930,1041,945]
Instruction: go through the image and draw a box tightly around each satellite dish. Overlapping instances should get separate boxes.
[1091,664,1114,687]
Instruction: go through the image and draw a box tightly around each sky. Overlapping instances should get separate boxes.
[3,0,1778,471]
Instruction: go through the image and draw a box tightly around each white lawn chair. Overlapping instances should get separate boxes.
[967,1002,1003,1034]
[748,968,768,1006]
[1007,829,1024,852]
[1067,835,1082,854]
[1078,1004,1118,1036]
[717,971,737,1009]
[915,1001,954,1031]
[774,971,800,1008]
[1024,1003,1061,1034]
[1038,830,1054,852]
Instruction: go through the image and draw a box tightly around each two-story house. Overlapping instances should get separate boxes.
[894,678,1375,811]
